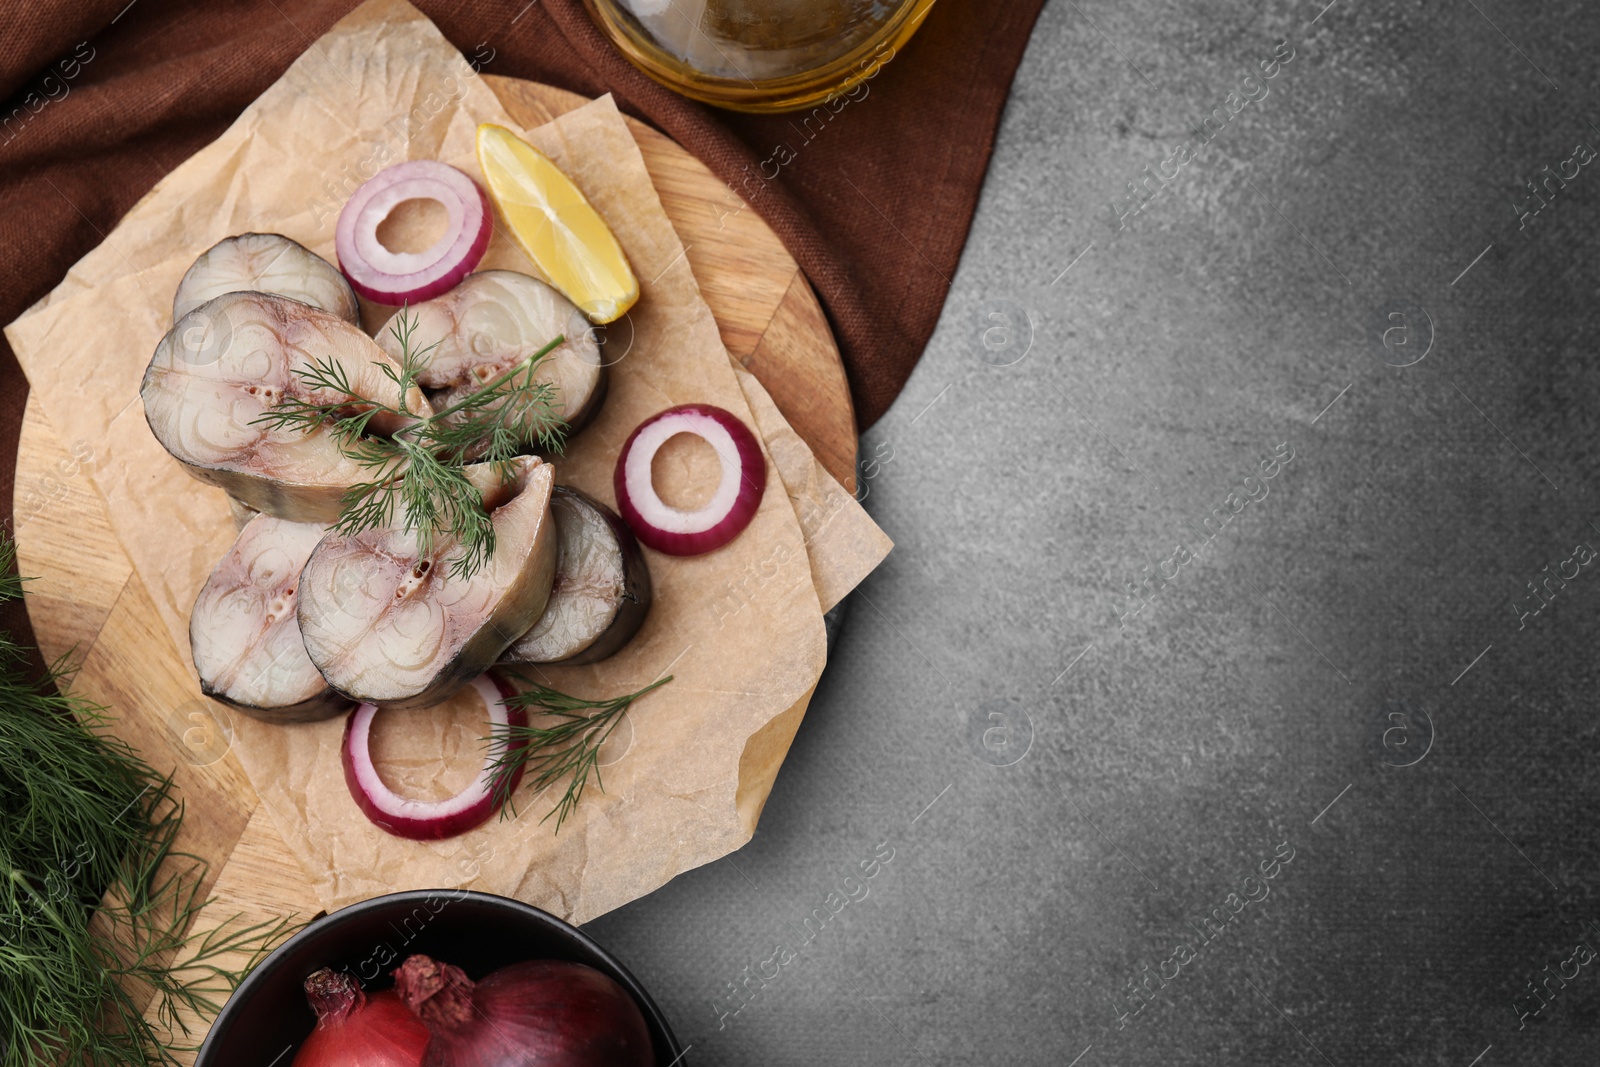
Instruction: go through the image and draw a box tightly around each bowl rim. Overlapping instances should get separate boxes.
[195,888,683,1063]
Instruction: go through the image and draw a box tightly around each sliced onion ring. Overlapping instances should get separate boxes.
[341,673,526,840]
[334,160,491,305]
[613,403,766,556]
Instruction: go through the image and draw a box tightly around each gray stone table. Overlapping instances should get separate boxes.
[588,1,1600,1063]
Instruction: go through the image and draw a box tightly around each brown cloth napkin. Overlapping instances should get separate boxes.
[0,0,1044,650]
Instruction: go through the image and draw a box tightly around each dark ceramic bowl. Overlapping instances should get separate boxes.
[195,889,682,1065]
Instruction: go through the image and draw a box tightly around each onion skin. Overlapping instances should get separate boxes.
[293,967,429,1067]
[613,404,766,557]
[395,955,655,1067]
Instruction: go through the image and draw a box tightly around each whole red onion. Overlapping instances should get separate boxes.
[394,954,655,1067]
[292,967,429,1067]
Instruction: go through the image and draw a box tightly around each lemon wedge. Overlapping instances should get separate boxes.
[476,123,639,324]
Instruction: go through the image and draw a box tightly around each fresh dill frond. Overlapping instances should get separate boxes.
[0,535,297,1066]
[428,352,568,464]
[487,674,675,831]
[0,534,23,602]
[252,308,567,580]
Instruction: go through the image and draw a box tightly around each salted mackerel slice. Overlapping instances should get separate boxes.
[500,487,651,666]
[140,290,430,523]
[190,514,350,723]
[172,232,360,325]
[297,456,558,710]
[376,270,606,439]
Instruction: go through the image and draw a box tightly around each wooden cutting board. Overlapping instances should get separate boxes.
[12,76,855,1052]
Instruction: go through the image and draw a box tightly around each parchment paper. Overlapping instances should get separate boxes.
[5,0,890,921]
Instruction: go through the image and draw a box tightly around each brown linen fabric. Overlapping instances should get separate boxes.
[0,0,1044,651]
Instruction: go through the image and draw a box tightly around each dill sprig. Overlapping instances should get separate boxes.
[0,535,296,1066]
[487,674,674,831]
[252,309,566,580]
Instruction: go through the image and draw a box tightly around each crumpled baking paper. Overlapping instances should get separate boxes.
[5,0,890,921]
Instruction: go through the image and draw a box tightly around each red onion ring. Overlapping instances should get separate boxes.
[341,673,526,840]
[333,160,491,305]
[613,404,766,556]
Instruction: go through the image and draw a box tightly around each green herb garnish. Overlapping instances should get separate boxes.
[0,536,295,1066]
[253,309,567,580]
[488,674,674,831]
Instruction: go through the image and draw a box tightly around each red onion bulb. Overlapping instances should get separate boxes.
[292,967,428,1067]
[394,954,655,1067]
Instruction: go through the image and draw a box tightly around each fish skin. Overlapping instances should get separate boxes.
[199,677,350,723]
[226,494,260,531]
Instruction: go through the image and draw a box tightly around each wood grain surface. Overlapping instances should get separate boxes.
[12,76,854,1057]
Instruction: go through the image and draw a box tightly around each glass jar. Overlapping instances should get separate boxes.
[582,0,939,113]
